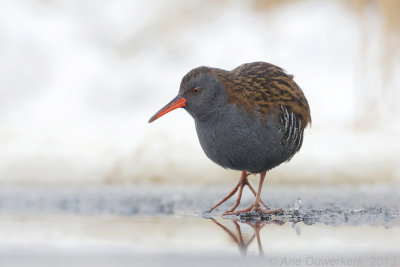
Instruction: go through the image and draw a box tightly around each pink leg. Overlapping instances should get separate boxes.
[209,171,249,212]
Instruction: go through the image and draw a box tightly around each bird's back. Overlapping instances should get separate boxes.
[220,62,311,128]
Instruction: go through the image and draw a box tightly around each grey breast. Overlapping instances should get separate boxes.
[195,104,294,173]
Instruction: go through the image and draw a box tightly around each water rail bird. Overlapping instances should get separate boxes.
[149,62,311,215]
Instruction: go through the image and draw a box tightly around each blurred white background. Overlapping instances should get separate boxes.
[0,0,399,186]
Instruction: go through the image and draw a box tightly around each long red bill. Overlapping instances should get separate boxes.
[148,96,186,123]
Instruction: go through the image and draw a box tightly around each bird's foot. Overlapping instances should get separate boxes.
[223,205,285,216]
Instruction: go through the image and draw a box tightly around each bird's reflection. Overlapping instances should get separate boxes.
[209,216,286,256]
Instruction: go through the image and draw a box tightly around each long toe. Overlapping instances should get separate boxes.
[223,205,285,216]
[254,206,285,215]
[223,206,253,216]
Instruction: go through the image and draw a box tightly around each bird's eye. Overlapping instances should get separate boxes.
[192,87,200,94]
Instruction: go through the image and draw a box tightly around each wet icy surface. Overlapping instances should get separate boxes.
[0,184,399,227]
[0,184,399,267]
[0,214,399,267]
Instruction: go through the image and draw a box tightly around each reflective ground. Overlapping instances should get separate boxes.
[0,184,399,267]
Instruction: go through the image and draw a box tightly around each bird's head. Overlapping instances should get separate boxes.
[148,67,228,123]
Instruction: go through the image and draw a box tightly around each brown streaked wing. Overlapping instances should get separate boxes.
[217,62,311,129]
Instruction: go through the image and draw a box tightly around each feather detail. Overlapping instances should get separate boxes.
[215,62,311,129]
